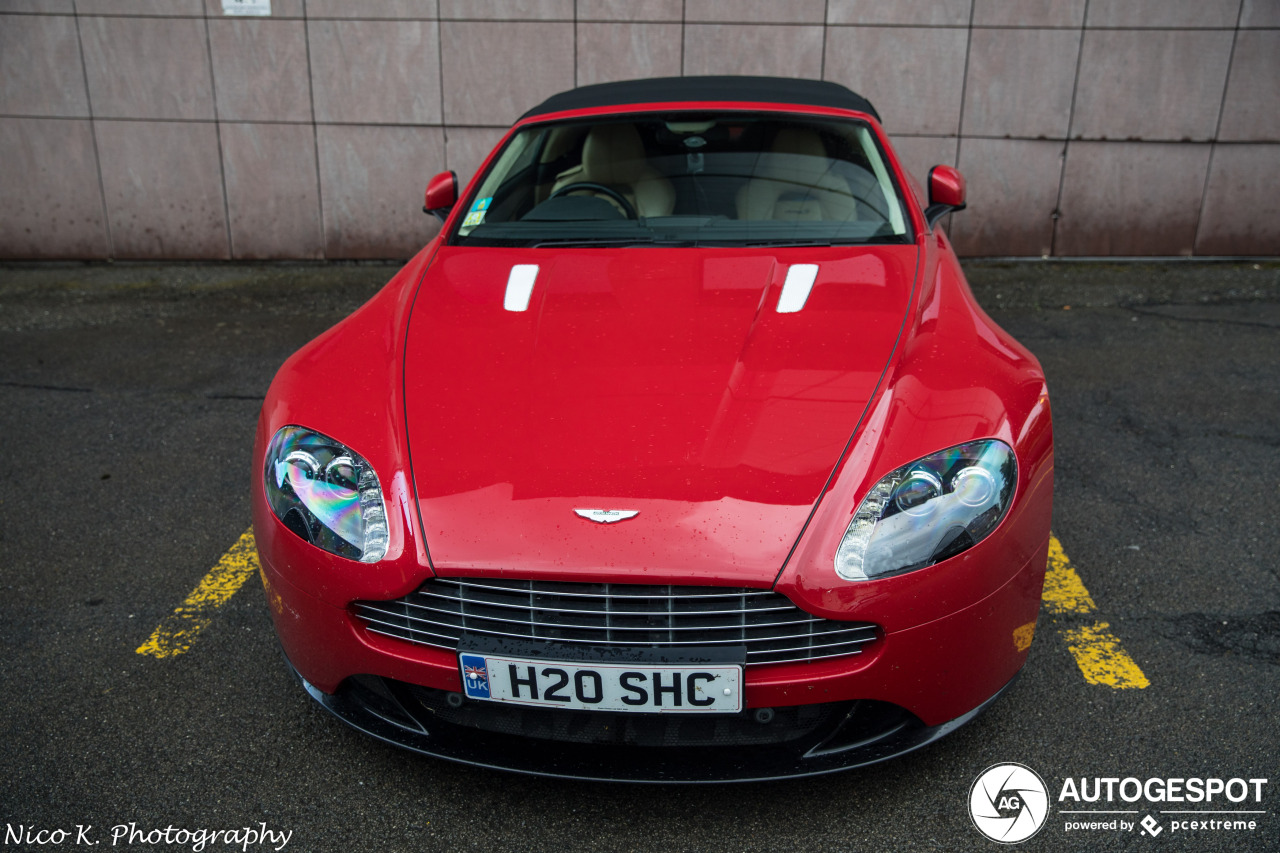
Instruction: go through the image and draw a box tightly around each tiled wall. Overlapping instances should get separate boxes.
[1,0,1276,259]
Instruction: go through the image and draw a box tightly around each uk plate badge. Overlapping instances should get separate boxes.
[459,653,490,699]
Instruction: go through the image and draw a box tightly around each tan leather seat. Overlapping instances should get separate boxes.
[735,130,857,222]
[551,124,675,218]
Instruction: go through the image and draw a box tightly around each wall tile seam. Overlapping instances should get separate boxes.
[0,116,500,128]
[303,0,327,263]
[434,0,446,189]
[954,0,977,144]
[1191,0,1246,255]
[221,19,1262,27]
[815,23,1261,30]
[1049,0,1090,257]
[823,23,1264,31]
[5,12,215,19]
[200,8,234,260]
[71,3,114,259]
[684,21,829,27]
[574,18,688,24]
[819,0,829,77]
[822,22,1057,29]
[679,0,684,71]
[61,13,306,20]
[439,16,576,23]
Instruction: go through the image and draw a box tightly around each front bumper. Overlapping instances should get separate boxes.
[257,526,1044,779]
[289,657,1017,782]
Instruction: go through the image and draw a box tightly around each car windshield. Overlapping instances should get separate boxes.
[450,112,912,248]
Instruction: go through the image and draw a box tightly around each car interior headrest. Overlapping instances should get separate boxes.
[581,124,648,185]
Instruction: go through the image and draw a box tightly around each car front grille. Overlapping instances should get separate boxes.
[352,578,879,666]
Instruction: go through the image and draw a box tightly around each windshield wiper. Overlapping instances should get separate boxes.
[743,239,836,247]
[532,236,697,248]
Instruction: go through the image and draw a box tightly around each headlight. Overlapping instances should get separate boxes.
[834,440,1015,581]
[263,426,388,563]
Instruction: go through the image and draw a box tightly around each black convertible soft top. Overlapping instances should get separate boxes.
[521,76,880,122]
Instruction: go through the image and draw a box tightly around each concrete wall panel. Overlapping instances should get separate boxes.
[440,22,574,126]
[79,16,215,121]
[1072,30,1234,142]
[306,0,432,19]
[209,18,312,123]
[1240,0,1280,27]
[827,0,970,26]
[439,0,570,20]
[317,124,445,259]
[1056,142,1210,256]
[95,120,229,259]
[683,25,824,79]
[1196,144,1280,255]
[0,1,74,11]
[825,26,969,136]
[77,0,202,16]
[1219,31,1280,142]
[220,122,323,259]
[951,138,1063,257]
[577,23,682,87]
[0,15,89,118]
[962,28,1079,139]
[1085,0,1241,29]
[577,0,681,21]
[971,0,1086,28]
[0,118,109,258]
[309,19,442,125]
[686,0,826,24]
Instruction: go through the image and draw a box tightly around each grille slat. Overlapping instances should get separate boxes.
[358,601,823,632]
[439,579,779,600]
[353,578,879,667]
[358,612,876,649]
[403,595,796,618]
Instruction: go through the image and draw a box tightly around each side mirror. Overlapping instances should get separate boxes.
[924,165,966,228]
[424,170,458,223]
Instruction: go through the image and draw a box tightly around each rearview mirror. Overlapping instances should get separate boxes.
[924,165,966,228]
[424,170,458,222]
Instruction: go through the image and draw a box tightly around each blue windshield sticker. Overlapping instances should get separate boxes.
[462,196,492,228]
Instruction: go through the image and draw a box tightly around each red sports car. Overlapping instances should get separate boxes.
[252,76,1054,782]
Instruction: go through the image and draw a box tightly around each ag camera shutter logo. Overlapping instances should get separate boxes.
[969,763,1050,844]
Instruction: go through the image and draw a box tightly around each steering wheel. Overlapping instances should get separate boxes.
[548,182,637,219]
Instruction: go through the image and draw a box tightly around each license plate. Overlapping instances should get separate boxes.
[458,652,742,713]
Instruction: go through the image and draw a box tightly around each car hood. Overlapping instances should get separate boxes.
[404,244,918,584]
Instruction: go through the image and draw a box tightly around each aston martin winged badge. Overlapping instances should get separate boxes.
[573,509,639,523]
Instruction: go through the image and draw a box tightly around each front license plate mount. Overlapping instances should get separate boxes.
[456,636,746,714]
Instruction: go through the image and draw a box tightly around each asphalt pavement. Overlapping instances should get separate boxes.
[0,258,1276,853]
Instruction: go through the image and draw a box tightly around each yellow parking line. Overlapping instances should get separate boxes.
[1062,622,1152,689]
[136,528,259,659]
[1044,534,1149,689]
[1042,535,1098,614]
